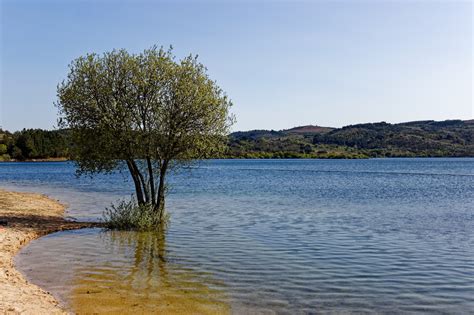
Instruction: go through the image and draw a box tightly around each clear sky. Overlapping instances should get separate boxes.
[1,0,472,132]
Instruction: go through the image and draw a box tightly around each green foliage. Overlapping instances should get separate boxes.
[313,120,474,157]
[0,144,7,155]
[1,120,472,163]
[226,120,474,158]
[0,129,68,160]
[56,47,233,172]
[0,154,10,161]
[103,199,169,231]
[10,146,24,160]
[0,142,10,161]
[56,45,234,229]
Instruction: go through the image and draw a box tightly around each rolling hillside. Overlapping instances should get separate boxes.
[1,120,473,160]
[227,120,474,158]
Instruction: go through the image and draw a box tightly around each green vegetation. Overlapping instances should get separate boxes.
[312,120,473,157]
[226,120,474,158]
[1,120,472,163]
[0,128,68,161]
[103,199,169,231]
[55,46,233,230]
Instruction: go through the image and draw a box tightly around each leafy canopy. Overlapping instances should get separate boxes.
[57,46,234,171]
[56,46,234,224]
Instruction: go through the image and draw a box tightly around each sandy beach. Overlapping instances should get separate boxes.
[0,189,99,314]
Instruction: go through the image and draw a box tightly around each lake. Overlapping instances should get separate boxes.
[2,159,473,314]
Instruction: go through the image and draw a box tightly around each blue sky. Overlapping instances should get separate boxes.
[1,0,472,131]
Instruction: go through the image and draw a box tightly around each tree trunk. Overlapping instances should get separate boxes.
[146,157,156,206]
[132,160,150,204]
[156,160,168,221]
[126,160,145,205]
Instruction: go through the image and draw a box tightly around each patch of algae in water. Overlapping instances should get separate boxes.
[70,230,230,314]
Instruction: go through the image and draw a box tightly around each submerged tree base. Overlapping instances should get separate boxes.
[103,199,169,231]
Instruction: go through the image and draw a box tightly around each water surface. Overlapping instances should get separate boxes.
[3,159,473,313]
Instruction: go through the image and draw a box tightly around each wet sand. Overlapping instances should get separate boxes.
[0,189,99,314]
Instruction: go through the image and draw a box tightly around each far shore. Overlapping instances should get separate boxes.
[0,157,69,163]
[0,189,101,314]
[1,156,472,164]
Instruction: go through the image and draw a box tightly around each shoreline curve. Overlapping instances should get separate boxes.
[0,188,101,314]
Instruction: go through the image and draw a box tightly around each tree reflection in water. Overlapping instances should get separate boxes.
[71,226,230,314]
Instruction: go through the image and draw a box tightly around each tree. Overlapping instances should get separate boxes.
[0,144,7,155]
[10,146,24,160]
[15,131,36,159]
[56,46,234,227]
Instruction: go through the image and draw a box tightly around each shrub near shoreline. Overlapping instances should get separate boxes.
[103,199,170,231]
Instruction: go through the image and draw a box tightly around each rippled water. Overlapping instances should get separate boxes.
[2,159,473,314]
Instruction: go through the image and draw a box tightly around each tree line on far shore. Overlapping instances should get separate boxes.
[0,128,69,161]
[1,119,473,162]
[227,119,474,159]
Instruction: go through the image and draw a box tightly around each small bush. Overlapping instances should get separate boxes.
[103,199,168,231]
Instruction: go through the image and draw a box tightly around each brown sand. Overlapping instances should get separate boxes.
[0,189,99,314]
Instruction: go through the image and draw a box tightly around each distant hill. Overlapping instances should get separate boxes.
[1,119,473,160]
[284,125,334,135]
[227,119,474,158]
[313,120,473,155]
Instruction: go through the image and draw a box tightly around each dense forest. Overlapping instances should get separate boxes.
[0,129,69,161]
[1,119,473,161]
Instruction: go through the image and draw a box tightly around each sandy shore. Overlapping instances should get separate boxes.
[0,189,99,314]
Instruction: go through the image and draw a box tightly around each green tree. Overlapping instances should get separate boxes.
[56,46,234,228]
[11,146,24,160]
[14,131,35,159]
[0,144,7,155]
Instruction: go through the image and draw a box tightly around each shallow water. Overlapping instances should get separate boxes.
[3,159,474,314]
